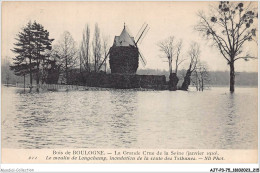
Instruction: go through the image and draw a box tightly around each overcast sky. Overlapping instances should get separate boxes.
[2,1,258,72]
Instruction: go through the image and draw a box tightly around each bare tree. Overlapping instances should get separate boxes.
[192,61,210,91]
[92,23,101,72]
[158,37,185,75]
[102,35,110,72]
[181,42,200,91]
[188,42,200,72]
[79,24,91,72]
[158,37,185,91]
[158,36,174,74]
[195,1,257,92]
[54,31,77,84]
[175,40,185,75]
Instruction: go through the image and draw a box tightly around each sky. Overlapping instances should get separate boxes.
[2,1,258,72]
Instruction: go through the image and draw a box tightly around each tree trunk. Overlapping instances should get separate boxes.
[29,58,33,92]
[6,76,9,87]
[175,60,178,75]
[65,58,68,84]
[36,64,40,92]
[79,53,82,73]
[229,62,235,92]
[195,72,199,91]
[181,69,192,91]
[94,55,97,72]
[201,78,204,91]
[168,73,179,91]
[24,74,26,93]
[169,61,172,74]
[36,41,40,86]
[105,59,107,73]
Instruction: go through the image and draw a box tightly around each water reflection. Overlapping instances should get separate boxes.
[2,86,258,149]
[221,93,238,148]
[108,91,138,148]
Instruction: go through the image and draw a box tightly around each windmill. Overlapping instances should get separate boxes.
[98,23,150,74]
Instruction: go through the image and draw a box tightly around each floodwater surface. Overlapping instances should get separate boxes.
[1,86,258,149]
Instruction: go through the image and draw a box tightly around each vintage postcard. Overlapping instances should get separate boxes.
[1,0,258,169]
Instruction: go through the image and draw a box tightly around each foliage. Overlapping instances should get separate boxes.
[101,35,110,72]
[10,21,54,86]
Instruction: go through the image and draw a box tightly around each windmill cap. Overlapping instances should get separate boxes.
[113,25,135,47]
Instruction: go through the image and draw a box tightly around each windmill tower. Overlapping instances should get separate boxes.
[98,23,149,74]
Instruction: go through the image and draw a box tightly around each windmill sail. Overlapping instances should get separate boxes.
[136,23,149,44]
[98,49,111,71]
[135,23,147,41]
[137,26,150,45]
[139,51,147,67]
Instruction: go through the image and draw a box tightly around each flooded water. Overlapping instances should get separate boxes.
[1,86,258,149]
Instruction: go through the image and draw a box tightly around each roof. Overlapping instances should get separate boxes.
[113,26,136,47]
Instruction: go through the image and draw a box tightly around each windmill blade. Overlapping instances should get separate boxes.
[135,23,146,40]
[136,23,149,45]
[139,51,147,67]
[137,26,150,45]
[98,49,111,71]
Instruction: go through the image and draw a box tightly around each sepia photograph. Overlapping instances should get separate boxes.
[1,0,258,169]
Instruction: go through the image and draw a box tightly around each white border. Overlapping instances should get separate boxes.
[0,0,259,172]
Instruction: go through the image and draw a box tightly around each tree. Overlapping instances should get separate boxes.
[158,37,185,75]
[158,36,174,74]
[92,24,101,72]
[181,42,200,91]
[10,22,34,89]
[41,49,59,84]
[174,40,185,75]
[31,21,54,86]
[192,61,210,91]
[10,21,54,91]
[102,35,110,72]
[54,31,77,84]
[195,1,257,92]
[158,37,185,91]
[79,24,91,72]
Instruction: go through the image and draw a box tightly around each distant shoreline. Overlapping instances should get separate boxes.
[209,85,258,88]
[2,84,257,93]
